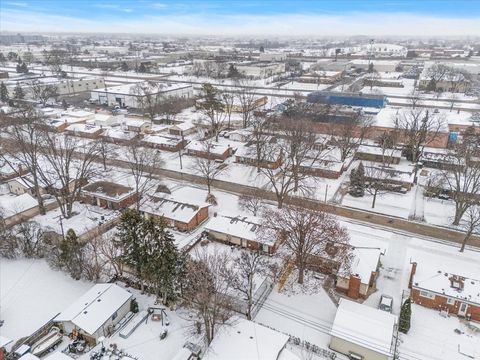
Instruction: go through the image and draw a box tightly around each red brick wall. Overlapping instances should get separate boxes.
[347,275,361,299]
[411,288,480,321]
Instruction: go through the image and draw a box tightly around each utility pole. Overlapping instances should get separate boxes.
[54,214,65,240]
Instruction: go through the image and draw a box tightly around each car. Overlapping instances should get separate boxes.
[378,294,393,313]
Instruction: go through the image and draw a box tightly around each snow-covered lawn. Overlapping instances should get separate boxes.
[31,202,118,236]
[423,197,457,227]
[399,305,480,360]
[255,273,337,351]
[342,191,414,219]
[0,259,91,342]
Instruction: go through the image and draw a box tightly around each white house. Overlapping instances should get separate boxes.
[55,284,132,344]
[330,299,397,360]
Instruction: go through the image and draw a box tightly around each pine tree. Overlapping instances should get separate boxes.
[0,82,9,102]
[349,162,365,197]
[121,61,129,72]
[141,217,181,304]
[20,62,28,74]
[59,229,84,280]
[138,63,147,73]
[399,297,412,333]
[115,209,146,283]
[13,83,25,100]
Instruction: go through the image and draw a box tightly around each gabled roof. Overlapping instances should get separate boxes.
[331,299,396,356]
[55,284,131,335]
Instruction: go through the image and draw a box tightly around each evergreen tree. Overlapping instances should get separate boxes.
[0,82,9,102]
[138,63,147,73]
[141,217,180,304]
[399,297,412,333]
[59,229,85,280]
[115,209,146,283]
[0,53,6,65]
[13,83,25,100]
[20,62,28,74]
[349,162,365,197]
[227,64,240,79]
[120,61,129,72]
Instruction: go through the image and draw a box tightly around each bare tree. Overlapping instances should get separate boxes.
[434,127,480,225]
[259,117,329,208]
[197,83,227,141]
[0,107,47,214]
[125,139,162,211]
[29,80,59,107]
[261,206,351,284]
[98,136,111,171]
[183,250,234,345]
[424,63,451,92]
[0,215,18,259]
[98,232,125,277]
[130,81,163,121]
[221,92,235,129]
[396,108,445,183]
[234,79,258,128]
[223,251,270,320]
[43,49,68,76]
[330,112,373,162]
[82,234,107,281]
[238,188,265,217]
[38,133,101,219]
[459,206,480,252]
[191,140,228,194]
[248,114,271,173]
[15,221,44,258]
[156,96,193,124]
[363,165,395,209]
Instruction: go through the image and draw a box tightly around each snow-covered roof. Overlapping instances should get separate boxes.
[55,284,132,335]
[102,128,137,141]
[82,181,136,201]
[61,110,95,119]
[141,194,210,224]
[142,134,183,147]
[66,123,103,134]
[356,145,402,158]
[339,247,382,284]
[0,193,38,218]
[412,263,480,305]
[203,317,289,360]
[91,82,192,96]
[331,299,396,356]
[186,141,231,155]
[205,214,273,245]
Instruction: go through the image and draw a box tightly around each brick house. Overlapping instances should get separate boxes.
[204,214,281,254]
[65,123,104,139]
[409,262,480,322]
[335,247,383,300]
[235,145,283,170]
[141,194,210,231]
[142,134,187,152]
[185,141,233,161]
[81,181,138,210]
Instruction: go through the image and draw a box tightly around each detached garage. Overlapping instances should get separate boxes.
[55,284,132,345]
[329,299,397,360]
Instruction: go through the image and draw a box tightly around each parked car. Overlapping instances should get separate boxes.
[378,294,393,313]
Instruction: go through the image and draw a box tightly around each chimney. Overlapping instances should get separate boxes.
[347,275,361,299]
[409,262,417,289]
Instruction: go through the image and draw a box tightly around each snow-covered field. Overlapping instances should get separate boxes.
[0,259,91,342]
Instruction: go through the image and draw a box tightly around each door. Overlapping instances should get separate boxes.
[458,302,468,317]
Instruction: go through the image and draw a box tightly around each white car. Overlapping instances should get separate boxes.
[379,294,393,313]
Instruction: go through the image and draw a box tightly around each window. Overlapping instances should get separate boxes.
[446,297,455,305]
[419,290,435,299]
[111,311,118,321]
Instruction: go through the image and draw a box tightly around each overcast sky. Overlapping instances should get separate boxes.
[1,0,479,36]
